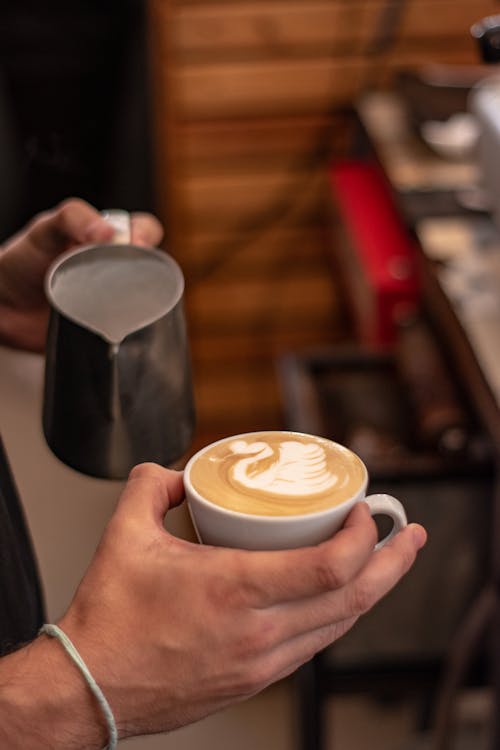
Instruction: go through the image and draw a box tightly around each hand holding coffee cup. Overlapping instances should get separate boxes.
[184,431,407,550]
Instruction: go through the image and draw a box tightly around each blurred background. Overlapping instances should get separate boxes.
[1,1,500,748]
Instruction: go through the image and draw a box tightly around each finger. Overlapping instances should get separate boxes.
[238,503,379,607]
[267,522,426,641]
[113,464,185,528]
[252,615,361,692]
[341,522,427,618]
[130,212,164,247]
[27,198,114,257]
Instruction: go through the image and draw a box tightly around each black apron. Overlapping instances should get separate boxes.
[0,435,45,655]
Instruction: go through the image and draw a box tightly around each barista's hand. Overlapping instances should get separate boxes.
[26,464,425,747]
[0,198,163,352]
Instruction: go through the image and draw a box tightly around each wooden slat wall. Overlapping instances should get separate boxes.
[148,0,497,443]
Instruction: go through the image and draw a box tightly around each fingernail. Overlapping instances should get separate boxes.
[412,525,427,549]
[132,234,147,247]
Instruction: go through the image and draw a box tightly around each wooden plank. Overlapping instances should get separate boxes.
[176,226,328,278]
[192,367,284,425]
[176,114,350,173]
[188,307,340,344]
[175,214,325,256]
[173,0,385,8]
[190,325,346,366]
[169,45,481,121]
[173,0,376,4]
[186,272,338,331]
[172,2,383,62]
[163,168,327,234]
[170,58,367,120]
[193,398,285,435]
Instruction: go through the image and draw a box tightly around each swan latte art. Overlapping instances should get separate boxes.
[188,432,367,516]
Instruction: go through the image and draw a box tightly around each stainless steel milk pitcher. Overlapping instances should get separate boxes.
[42,232,195,479]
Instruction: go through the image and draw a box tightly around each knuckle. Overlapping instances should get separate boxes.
[57,197,89,223]
[128,462,165,482]
[25,205,60,233]
[249,619,278,655]
[210,576,241,611]
[235,659,275,696]
[225,555,269,608]
[234,613,279,662]
[210,553,249,608]
[348,581,376,616]
[315,557,350,591]
[57,196,84,212]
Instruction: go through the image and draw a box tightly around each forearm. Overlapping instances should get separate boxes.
[0,635,107,750]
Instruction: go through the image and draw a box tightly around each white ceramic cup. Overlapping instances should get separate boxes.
[184,431,407,551]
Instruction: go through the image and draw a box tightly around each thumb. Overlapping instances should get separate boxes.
[27,199,114,257]
[113,463,185,528]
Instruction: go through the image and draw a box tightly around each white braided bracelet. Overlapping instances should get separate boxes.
[40,623,118,750]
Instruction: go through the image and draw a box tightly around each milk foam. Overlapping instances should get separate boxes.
[189,432,367,516]
[229,439,342,496]
[49,249,182,342]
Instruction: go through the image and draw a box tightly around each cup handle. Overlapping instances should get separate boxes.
[101,209,131,244]
[364,494,408,550]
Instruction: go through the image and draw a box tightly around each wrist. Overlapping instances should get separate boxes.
[0,635,108,750]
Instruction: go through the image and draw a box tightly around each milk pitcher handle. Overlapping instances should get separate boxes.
[101,209,131,244]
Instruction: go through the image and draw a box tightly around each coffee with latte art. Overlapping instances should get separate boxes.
[188,432,367,516]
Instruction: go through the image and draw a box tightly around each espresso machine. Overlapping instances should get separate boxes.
[470,16,500,231]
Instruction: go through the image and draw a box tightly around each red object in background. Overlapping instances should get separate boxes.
[329,159,421,347]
